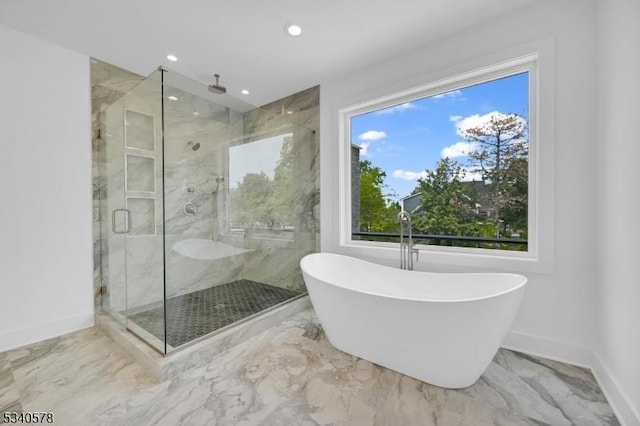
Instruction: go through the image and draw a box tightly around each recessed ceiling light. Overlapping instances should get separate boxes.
[167,54,178,62]
[241,89,250,95]
[287,111,293,115]
[192,111,200,116]
[284,23,302,37]
[168,96,178,101]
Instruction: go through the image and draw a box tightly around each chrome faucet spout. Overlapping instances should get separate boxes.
[397,210,415,270]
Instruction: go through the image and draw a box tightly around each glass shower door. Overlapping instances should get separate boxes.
[159,69,316,352]
[100,70,167,353]
[99,65,317,355]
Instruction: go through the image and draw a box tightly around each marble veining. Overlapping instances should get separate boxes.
[0,353,21,422]
[95,61,319,319]
[91,59,145,307]
[1,309,618,426]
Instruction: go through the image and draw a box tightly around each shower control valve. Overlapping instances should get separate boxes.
[183,202,198,216]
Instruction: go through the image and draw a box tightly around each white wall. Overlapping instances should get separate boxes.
[595,0,640,424]
[0,24,93,351]
[321,1,640,422]
[322,0,598,362]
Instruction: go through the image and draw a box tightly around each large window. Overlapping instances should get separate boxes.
[229,133,295,230]
[344,57,537,255]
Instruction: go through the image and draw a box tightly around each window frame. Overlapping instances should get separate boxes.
[336,53,552,272]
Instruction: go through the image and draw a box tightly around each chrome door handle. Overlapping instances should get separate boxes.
[112,209,131,234]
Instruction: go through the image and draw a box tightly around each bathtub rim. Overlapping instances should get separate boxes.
[300,252,527,304]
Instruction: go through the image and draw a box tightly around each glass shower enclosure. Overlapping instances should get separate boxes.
[98,68,316,354]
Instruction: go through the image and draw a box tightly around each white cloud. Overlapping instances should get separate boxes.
[356,130,386,157]
[392,169,429,181]
[358,130,387,141]
[454,112,493,136]
[433,89,462,99]
[358,141,371,157]
[440,141,478,159]
[460,166,483,182]
[392,166,482,183]
[374,102,416,115]
[455,111,527,138]
[449,115,463,122]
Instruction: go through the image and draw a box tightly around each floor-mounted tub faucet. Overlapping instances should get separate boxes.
[397,210,418,270]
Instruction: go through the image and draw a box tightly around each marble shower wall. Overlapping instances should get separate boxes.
[90,59,144,309]
[99,71,165,313]
[162,83,248,297]
[92,58,319,313]
[162,84,319,296]
[258,86,320,249]
[239,86,320,292]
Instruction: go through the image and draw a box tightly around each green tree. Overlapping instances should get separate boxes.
[269,136,294,227]
[230,172,273,226]
[460,112,528,235]
[412,158,480,236]
[359,160,398,232]
[230,135,298,229]
[499,155,528,236]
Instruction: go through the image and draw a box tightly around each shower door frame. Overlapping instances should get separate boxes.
[100,69,168,355]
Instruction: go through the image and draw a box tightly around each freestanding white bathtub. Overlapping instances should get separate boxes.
[300,252,527,389]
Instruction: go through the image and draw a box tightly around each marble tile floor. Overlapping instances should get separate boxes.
[0,309,618,426]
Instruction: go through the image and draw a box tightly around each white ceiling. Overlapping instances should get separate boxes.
[0,0,535,106]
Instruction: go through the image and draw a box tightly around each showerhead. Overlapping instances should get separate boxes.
[208,74,227,94]
[187,140,201,151]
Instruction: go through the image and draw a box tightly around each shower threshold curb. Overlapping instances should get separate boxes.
[96,295,311,382]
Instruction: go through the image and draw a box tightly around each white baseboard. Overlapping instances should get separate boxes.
[0,312,95,353]
[502,330,593,368]
[502,331,640,426]
[591,352,640,426]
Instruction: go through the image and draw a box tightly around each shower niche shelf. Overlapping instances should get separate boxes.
[125,154,155,193]
[123,108,158,237]
[124,109,155,151]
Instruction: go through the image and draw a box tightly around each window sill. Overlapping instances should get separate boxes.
[337,240,553,275]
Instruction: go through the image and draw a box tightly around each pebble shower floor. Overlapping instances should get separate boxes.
[128,280,301,348]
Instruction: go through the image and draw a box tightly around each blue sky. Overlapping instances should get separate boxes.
[350,72,529,201]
